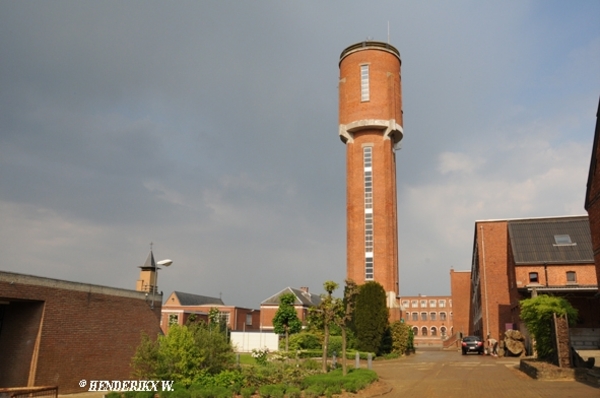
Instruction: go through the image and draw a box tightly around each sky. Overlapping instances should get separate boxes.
[1,1,599,308]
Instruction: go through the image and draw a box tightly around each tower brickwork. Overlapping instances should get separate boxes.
[339,41,403,317]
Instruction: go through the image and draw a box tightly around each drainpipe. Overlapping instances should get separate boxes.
[544,263,549,287]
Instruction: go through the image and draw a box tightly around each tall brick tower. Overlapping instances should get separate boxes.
[338,41,402,317]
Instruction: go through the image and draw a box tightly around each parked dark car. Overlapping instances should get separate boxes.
[461,336,484,355]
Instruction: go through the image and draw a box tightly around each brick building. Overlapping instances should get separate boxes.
[585,97,600,286]
[469,216,600,347]
[450,269,471,338]
[400,295,453,347]
[338,41,403,320]
[0,270,162,393]
[161,291,260,334]
[259,287,321,331]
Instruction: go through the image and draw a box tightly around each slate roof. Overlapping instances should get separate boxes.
[507,216,593,265]
[261,287,322,307]
[172,291,224,306]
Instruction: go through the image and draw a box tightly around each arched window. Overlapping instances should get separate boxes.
[440,312,447,321]
[441,326,447,337]
[412,326,418,336]
[421,312,427,321]
[431,327,437,336]
[421,326,428,336]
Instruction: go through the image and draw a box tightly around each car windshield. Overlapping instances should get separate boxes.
[463,336,480,342]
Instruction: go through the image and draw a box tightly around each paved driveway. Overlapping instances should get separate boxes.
[370,350,598,397]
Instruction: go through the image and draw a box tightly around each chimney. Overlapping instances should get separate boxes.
[300,287,309,293]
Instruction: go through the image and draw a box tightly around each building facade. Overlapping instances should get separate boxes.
[161,291,260,334]
[585,98,600,286]
[0,271,162,393]
[338,41,403,319]
[469,216,600,348]
[449,269,471,339]
[260,287,321,331]
[400,295,453,346]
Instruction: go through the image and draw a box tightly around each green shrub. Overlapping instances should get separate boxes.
[106,392,121,398]
[288,332,322,351]
[285,386,301,398]
[135,392,155,398]
[520,295,578,361]
[258,384,285,398]
[240,387,254,398]
[123,392,136,398]
[327,336,343,356]
[300,358,320,370]
[169,390,191,398]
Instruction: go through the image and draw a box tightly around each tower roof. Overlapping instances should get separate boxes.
[139,250,157,270]
[339,41,401,65]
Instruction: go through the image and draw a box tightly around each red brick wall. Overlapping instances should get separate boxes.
[339,44,401,297]
[473,221,512,341]
[0,273,162,393]
[450,270,471,337]
[514,264,597,287]
[585,100,600,284]
[259,305,308,330]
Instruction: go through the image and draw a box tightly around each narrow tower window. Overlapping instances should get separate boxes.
[364,146,373,280]
[360,64,370,102]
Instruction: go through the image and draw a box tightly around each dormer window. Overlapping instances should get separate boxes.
[554,234,576,246]
[566,271,577,284]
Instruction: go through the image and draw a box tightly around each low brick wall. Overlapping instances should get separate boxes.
[520,359,575,380]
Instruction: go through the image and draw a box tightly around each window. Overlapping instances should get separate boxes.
[450,312,453,320]
[246,313,253,326]
[412,312,418,321]
[365,257,374,280]
[364,146,373,281]
[429,300,437,308]
[412,300,418,308]
[440,326,447,337]
[420,300,427,308]
[402,300,409,308]
[566,271,577,284]
[360,64,369,101]
[219,312,230,326]
[421,327,428,336]
[413,327,419,336]
[421,312,427,321]
[554,234,574,245]
[440,312,447,321]
[430,312,437,321]
[431,327,437,337]
[439,300,446,308]
[529,272,539,284]
[168,314,179,326]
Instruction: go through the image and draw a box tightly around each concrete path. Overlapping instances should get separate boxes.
[370,350,598,397]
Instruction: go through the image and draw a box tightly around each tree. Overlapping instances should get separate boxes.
[352,281,389,355]
[519,295,578,361]
[273,292,302,351]
[334,279,359,376]
[320,281,340,372]
[131,322,234,385]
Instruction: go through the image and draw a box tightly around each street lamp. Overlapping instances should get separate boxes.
[151,258,172,309]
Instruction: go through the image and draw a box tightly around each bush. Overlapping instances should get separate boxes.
[288,332,322,351]
[135,392,154,398]
[286,386,301,398]
[258,384,285,398]
[389,321,412,355]
[169,390,191,398]
[240,387,254,398]
[106,393,121,398]
[327,336,343,356]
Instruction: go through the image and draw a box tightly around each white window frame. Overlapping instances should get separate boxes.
[360,64,370,102]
